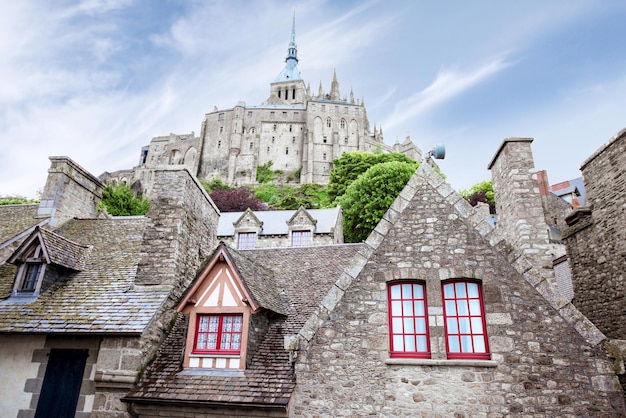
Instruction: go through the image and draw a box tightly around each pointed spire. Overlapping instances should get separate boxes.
[287,10,298,63]
[330,68,340,100]
[350,87,355,104]
[318,81,323,97]
[273,11,301,82]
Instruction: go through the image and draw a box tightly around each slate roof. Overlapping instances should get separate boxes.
[0,204,45,245]
[125,243,364,409]
[0,217,170,334]
[218,207,340,237]
[9,227,89,271]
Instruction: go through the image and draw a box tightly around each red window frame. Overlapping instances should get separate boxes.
[193,314,243,355]
[291,230,311,247]
[237,232,256,250]
[387,281,430,358]
[442,280,490,360]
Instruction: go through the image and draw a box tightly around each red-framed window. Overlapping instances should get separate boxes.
[193,314,243,354]
[442,280,490,359]
[291,230,311,247]
[237,232,256,250]
[388,282,430,358]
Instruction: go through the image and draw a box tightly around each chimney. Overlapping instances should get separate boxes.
[536,170,550,197]
[487,138,552,269]
[37,157,104,227]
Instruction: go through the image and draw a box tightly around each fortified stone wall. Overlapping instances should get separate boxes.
[564,128,626,339]
[292,164,624,417]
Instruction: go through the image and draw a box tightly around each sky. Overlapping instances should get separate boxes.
[1,0,625,199]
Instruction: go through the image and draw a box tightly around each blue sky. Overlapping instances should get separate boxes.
[1,0,625,199]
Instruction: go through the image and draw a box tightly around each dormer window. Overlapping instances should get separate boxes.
[194,314,243,355]
[291,230,311,247]
[237,232,256,250]
[13,243,46,295]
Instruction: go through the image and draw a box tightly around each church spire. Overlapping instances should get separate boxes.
[273,11,302,82]
[330,68,340,100]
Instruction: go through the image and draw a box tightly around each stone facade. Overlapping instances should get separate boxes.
[563,128,626,340]
[291,161,623,417]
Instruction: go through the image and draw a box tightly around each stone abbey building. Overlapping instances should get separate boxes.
[103,16,423,195]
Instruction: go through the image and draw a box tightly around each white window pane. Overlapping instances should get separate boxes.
[455,282,467,298]
[469,299,481,315]
[460,336,473,352]
[403,318,415,333]
[471,317,483,333]
[448,336,460,352]
[390,284,401,300]
[207,333,217,349]
[443,283,454,298]
[401,284,412,298]
[414,300,425,316]
[417,336,428,352]
[446,318,458,334]
[393,335,404,351]
[413,284,423,298]
[415,318,426,333]
[392,317,403,333]
[233,316,243,332]
[459,318,471,333]
[223,317,233,332]
[209,316,219,332]
[404,335,416,351]
[403,301,413,316]
[221,333,231,349]
[198,317,209,332]
[391,301,402,316]
[232,333,241,349]
[197,334,207,349]
[458,300,469,316]
[473,336,486,353]
[467,282,479,298]
[445,300,457,316]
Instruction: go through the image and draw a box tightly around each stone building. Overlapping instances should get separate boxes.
[217,206,343,250]
[101,16,423,196]
[562,128,626,356]
[2,133,626,416]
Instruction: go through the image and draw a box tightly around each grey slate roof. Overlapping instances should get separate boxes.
[125,243,364,409]
[218,207,340,237]
[0,204,45,245]
[0,217,169,334]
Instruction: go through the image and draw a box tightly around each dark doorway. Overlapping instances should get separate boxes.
[35,349,88,418]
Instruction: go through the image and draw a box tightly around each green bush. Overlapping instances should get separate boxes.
[99,183,150,216]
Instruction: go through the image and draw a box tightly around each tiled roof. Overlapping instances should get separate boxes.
[0,217,170,334]
[38,227,89,271]
[0,204,44,245]
[125,243,364,409]
[218,208,340,236]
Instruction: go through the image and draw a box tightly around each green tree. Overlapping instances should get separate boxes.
[327,151,415,203]
[460,180,495,213]
[0,196,39,205]
[339,160,419,243]
[99,183,150,216]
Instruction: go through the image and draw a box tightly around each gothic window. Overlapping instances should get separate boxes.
[388,281,430,358]
[326,118,332,128]
[291,230,311,247]
[193,314,243,355]
[237,232,256,250]
[442,280,490,360]
[340,119,346,129]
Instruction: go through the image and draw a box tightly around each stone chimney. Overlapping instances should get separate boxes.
[134,168,220,298]
[37,157,104,227]
[487,138,553,269]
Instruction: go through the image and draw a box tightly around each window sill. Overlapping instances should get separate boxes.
[385,358,497,368]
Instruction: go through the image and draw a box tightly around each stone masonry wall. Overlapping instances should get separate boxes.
[292,164,624,417]
[564,128,626,340]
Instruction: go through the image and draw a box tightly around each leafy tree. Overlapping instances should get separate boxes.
[327,151,415,203]
[0,196,39,205]
[256,161,274,184]
[339,160,419,243]
[209,187,267,212]
[200,178,231,193]
[100,183,150,216]
[460,180,495,214]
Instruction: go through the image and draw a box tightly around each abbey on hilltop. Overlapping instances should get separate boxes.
[103,15,423,194]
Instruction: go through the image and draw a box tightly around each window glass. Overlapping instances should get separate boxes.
[194,314,243,353]
[388,282,430,358]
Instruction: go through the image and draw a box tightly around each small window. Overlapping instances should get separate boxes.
[326,118,332,128]
[237,232,256,250]
[294,112,299,119]
[272,137,275,143]
[278,90,281,98]
[340,119,346,129]
[270,112,275,119]
[19,263,42,292]
[289,125,293,132]
[442,281,490,360]
[219,126,224,134]
[344,137,348,145]
[321,105,325,112]
[291,230,311,247]
[218,140,221,148]
[335,106,339,113]
[282,112,287,119]
[388,282,430,358]
[355,108,359,115]
[311,104,316,111]
[344,106,348,113]
[285,147,289,155]
[249,142,253,150]
[323,136,327,144]
[267,147,270,153]
[247,111,252,118]
[193,314,243,354]
[218,113,224,120]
